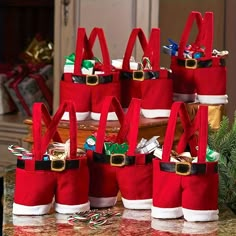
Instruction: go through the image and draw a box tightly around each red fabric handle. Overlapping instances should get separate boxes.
[74,27,92,75]
[74,27,111,74]
[178,11,213,59]
[162,102,208,163]
[95,96,125,153]
[116,98,141,155]
[143,28,160,70]
[95,96,141,154]
[32,100,77,160]
[122,28,148,70]
[198,12,213,58]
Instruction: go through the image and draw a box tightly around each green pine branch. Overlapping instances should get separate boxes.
[208,113,236,213]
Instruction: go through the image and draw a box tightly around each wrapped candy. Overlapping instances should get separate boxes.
[136,136,160,154]
[153,146,219,162]
[47,139,85,160]
[104,142,128,155]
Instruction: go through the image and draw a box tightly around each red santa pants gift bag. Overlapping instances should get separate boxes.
[119,28,148,109]
[140,28,173,118]
[12,101,89,215]
[152,102,219,222]
[60,27,120,121]
[87,96,154,209]
[171,11,227,104]
[119,28,173,118]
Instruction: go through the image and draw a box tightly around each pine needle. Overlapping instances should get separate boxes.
[208,115,236,212]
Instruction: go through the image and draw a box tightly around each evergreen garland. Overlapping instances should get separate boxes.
[208,114,236,213]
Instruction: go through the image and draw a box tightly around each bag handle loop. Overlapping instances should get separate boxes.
[95,96,125,153]
[122,28,148,70]
[74,27,111,74]
[32,100,77,160]
[143,28,161,70]
[115,98,141,155]
[178,11,213,60]
[95,96,141,155]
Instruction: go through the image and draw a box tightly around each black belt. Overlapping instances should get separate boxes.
[17,159,80,172]
[93,152,154,167]
[120,70,161,81]
[177,58,225,69]
[72,74,113,85]
[160,162,218,176]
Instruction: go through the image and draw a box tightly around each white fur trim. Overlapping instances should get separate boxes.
[122,197,152,210]
[64,65,74,73]
[174,93,196,102]
[151,205,183,219]
[55,201,90,214]
[61,111,90,121]
[182,208,219,222]
[89,196,117,208]
[141,109,170,118]
[197,94,228,104]
[91,112,118,121]
[13,202,52,215]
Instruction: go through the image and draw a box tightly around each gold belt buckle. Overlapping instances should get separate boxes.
[175,162,191,176]
[51,158,66,172]
[133,70,144,81]
[86,75,99,85]
[110,154,126,167]
[185,59,197,69]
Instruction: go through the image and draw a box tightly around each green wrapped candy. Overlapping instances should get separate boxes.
[206,146,220,162]
[104,142,128,155]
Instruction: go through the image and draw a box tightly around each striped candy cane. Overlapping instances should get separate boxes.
[8,145,31,158]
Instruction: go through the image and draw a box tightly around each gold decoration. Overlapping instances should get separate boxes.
[20,35,54,64]
[186,103,225,130]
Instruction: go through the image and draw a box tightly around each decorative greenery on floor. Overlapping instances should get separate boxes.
[208,114,236,214]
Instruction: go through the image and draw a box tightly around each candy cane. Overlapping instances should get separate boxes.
[8,145,30,157]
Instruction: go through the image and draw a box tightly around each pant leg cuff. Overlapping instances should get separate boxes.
[183,208,219,222]
[13,202,52,215]
[55,201,90,214]
[151,205,183,219]
[122,197,152,210]
[141,108,170,118]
